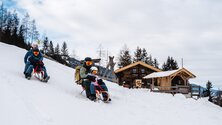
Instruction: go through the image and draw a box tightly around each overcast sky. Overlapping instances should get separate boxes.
[2,0,222,88]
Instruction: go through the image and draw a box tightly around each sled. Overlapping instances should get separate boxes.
[95,90,110,103]
[32,66,49,83]
[80,89,111,103]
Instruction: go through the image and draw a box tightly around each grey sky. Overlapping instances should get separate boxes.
[5,0,222,87]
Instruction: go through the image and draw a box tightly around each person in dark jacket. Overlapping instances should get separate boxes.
[24,48,49,81]
[23,43,38,74]
[80,57,96,100]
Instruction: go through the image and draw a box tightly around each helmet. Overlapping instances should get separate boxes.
[33,48,40,56]
[31,42,38,49]
[90,66,98,74]
[84,57,92,62]
[90,66,98,72]
[84,57,93,66]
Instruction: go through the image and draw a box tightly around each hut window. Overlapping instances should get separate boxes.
[132,68,137,73]
[141,69,145,73]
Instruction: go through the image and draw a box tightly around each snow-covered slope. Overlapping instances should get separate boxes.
[0,42,222,125]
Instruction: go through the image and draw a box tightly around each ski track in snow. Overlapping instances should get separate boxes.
[0,42,222,125]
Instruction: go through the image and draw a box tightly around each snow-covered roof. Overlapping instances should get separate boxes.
[143,69,180,79]
[143,68,196,79]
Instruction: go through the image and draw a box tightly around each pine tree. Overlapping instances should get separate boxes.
[54,43,60,55]
[0,3,4,31]
[141,48,148,63]
[133,46,142,62]
[48,41,54,56]
[162,56,179,71]
[118,45,132,68]
[162,62,167,71]
[61,41,69,60]
[21,13,30,43]
[43,37,49,54]
[166,56,171,70]
[147,54,154,66]
[0,4,34,50]
[54,43,63,63]
[153,58,159,69]
[30,19,39,43]
[10,10,19,46]
[18,24,26,48]
[1,11,10,42]
[206,80,213,102]
[170,57,179,70]
[0,3,7,31]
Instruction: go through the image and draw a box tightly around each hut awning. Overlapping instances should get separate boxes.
[143,68,196,79]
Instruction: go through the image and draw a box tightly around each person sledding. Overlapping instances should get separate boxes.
[24,42,38,75]
[24,48,50,82]
[79,57,94,99]
[88,66,111,102]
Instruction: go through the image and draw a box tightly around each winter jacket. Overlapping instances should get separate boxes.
[24,50,33,64]
[80,63,91,79]
[28,51,43,66]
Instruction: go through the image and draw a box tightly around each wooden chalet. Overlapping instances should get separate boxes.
[143,68,196,93]
[114,61,161,88]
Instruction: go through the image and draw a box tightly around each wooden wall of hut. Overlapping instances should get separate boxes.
[116,65,157,88]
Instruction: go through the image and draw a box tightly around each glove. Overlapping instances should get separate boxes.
[37,61,44,67]
[86,75,96,82]
[98,79,104,85]
[28,57,37,64]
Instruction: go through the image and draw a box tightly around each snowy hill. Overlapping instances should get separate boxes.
[0,42,222,125]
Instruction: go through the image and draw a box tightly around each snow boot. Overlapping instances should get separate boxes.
[89,94,96,101]
[103,95,111,102]
[27,76,31,80]
[25,73,31,80]
[42,76,50,82]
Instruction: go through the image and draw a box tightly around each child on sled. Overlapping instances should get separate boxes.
[88,66,111,102]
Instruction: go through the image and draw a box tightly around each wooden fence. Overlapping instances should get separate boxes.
[150,84,201,98]
[150,85,189,94]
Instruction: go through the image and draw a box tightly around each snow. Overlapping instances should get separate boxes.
[0,42,222,125]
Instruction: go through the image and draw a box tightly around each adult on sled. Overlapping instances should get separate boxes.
[79,57,95,99]
[88,66,111,102]
[24,43,38,74]
[24,48,50,82]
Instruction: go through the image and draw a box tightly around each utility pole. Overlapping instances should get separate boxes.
[97,44,105,66]
[106,49,109,66]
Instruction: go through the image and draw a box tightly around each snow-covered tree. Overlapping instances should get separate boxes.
[0,3,7,31]
[133,46,142,62]
[30,19,39,43]
[21,13,30,43]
